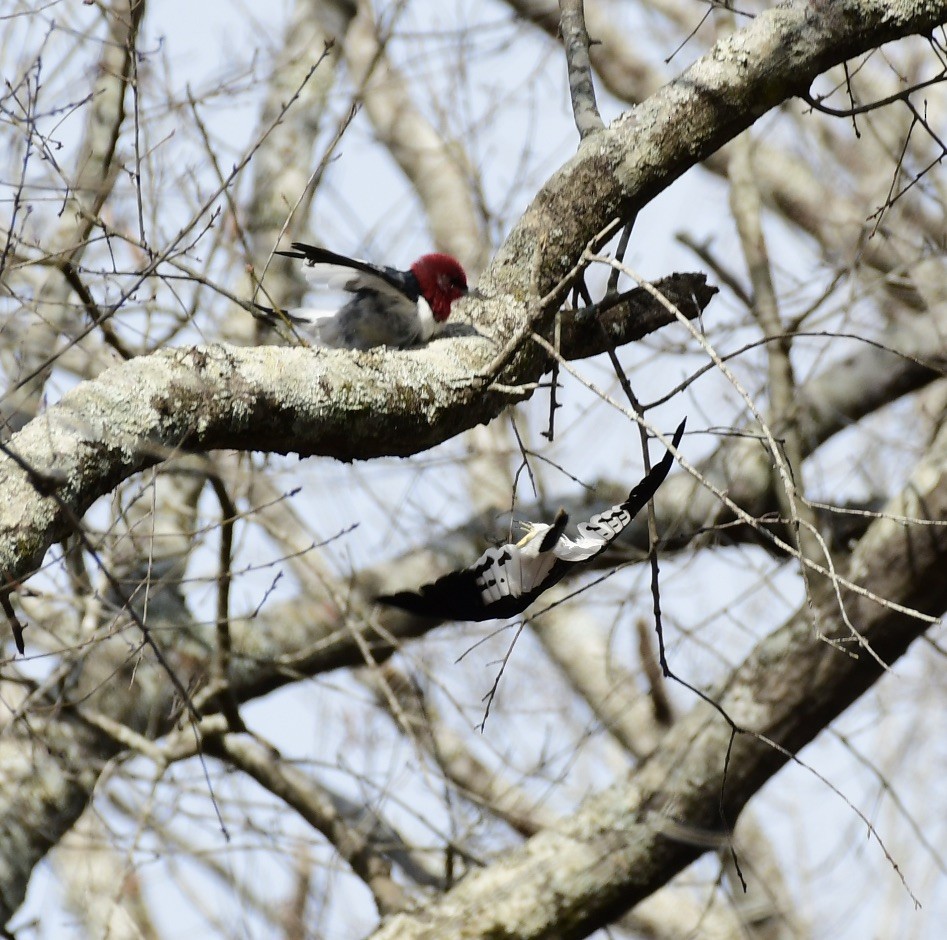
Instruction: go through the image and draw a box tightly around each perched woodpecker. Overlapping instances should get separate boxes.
[258,242,469,350]
[378,420,686,621]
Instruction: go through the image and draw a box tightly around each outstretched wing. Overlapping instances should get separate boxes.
[528,418,686,597]
[377,543,558,622]
[378,419,686,622]
[568,417,687,561]
[277,242,420,306]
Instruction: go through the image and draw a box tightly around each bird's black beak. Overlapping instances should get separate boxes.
[465,287,485,300]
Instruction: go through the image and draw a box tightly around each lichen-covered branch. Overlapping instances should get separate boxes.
[1,4,947,932]
[4,0,943,600]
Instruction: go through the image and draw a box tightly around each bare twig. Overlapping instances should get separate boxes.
[729,133,822,572]
[801,68,947,116]
[205,732,410,916]
[559,0,605,139]
[206,473,245,733]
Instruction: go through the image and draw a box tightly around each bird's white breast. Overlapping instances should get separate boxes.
[415,296,436,341]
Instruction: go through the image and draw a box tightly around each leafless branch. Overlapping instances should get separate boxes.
[204,732,410,916]
[559,0,605,139]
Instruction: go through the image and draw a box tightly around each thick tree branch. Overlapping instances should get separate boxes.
[483,0,947,309]
[508,0,945,282]
[368,666,766,939]
[0,684,119,925]
[4,0,943,609]
[558,272,714,360]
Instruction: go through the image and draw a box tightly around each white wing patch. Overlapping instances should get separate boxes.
[580,504,632,541]
[474,547,516,605]
[473,546,557,605]
[471,501,637,604]
[555,504,633,562]
[289,307,336,323]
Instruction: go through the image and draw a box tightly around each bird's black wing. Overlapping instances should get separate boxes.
[377,545,538,622]
[277,242,420,301]
[524,417,688,593]
[607,417,685,543]
[378,420,686,622]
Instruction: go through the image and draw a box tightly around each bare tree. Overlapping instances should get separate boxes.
[2,0,947,937]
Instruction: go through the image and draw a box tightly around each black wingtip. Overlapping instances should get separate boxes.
[654,417,686,474]
[620,417,686,516]
[275,241,344,263]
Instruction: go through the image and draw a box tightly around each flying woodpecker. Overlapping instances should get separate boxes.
[377,420,686,621]
[257,242,469,350]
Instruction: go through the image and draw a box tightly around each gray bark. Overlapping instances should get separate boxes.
[1,0,946,932]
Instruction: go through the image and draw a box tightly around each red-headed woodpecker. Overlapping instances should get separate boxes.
[259,242,469,350]
[377,420,686,621]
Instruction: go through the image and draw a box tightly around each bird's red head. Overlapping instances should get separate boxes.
[411,253,469,322]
